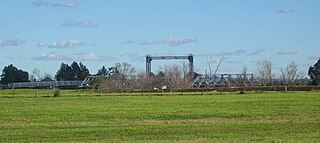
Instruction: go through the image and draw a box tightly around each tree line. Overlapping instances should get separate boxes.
[1,62,93,84]
[1,59,320,88]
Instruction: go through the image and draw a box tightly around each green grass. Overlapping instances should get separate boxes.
[0,89,319,142]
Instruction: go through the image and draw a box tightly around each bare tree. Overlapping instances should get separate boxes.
[207,56,225,79]
[42,72,54,81]
[205,56,225,87]
[238,66,249,94]
[98,62,136,93]
[180,60,193,87]
[207,56,215,78]
[239,66,248,87]
[98,78,118,92]
[212,56,225,79]
[281,62,305,86]
[115,62,136,77]
[136,71,153,90]
[32,68,42,81]
[134,71,163,91]
[164,65,181,89]
[29,74,36,82]
[256,60,273,86]
[157,64,190,90]
[31,68,54,81]
[114,62,137,92]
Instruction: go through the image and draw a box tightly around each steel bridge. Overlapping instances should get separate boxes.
[5,67,117,89]
[146,54,194,74]
[8,81,82,88]
[192,74,259,87]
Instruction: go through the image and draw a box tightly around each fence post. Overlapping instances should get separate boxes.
[12,87,15,97]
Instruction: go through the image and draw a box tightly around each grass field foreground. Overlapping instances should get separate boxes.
[0,89,319,142]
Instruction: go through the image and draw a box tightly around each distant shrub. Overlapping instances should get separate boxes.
[239,91,245,94]
[53,90,60,97]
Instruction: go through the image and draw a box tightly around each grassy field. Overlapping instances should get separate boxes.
[0,89,319,142]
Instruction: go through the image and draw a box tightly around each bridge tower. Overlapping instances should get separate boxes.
[146,54,194,75]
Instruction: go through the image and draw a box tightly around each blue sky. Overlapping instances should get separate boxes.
[0,0,319,76]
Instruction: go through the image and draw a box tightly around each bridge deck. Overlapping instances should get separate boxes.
[8,81,82,88]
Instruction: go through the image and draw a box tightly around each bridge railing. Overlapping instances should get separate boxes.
[7,81,82,88]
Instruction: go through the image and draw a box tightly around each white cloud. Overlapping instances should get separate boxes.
[5,57,28,60]
[32,0,49,7]
[121,40,135,44]
[202,48,265,57]
[48,40,84,48]
[54,0,78,7]
[190,30,203,34]
[38,42,47,47]
[34,52,114,61]
[277,51,298,55]
[214,51,236,56]
[139,37,197,46]
[219,50,248,56]
[150,52,178,56]
[164,37,197,46]
[62,21,97,28]
[277,9,295,14]
[235,50,247,55]
[32,0,78,8]
[122,54,145,62]
[247,48,265,55]
[224,60,243,64]
[0,39,26,47]
[139,40,161,45]
[308,55,320,60]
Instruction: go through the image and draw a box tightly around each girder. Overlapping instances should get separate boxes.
[149,56,191,60]
[146,54,194,75]
[192,74,258,87]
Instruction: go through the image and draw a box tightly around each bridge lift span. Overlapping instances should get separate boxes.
[146,54,194,75]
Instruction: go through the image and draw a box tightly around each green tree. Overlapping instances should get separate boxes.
[55,62,90,81]
[78,62,90,80]
[0,64,29,83]
[96,66,108,76]
[71,61,81,80]
[308,59,320,85]
[55,63,74,81]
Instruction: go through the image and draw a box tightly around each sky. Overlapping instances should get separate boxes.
[0,0,320,77]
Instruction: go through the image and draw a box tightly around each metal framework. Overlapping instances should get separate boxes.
[5,67,117,88]
[146,54,194,74]
[80,75,111,87]
[80,67,117,87]
[8,81,82,88]
[192,74,259,87]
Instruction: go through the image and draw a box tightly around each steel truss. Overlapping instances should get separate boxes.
[8,81,82,88]
[192,74,259,87]
[146,54,194,74]
[80,67,116,87]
